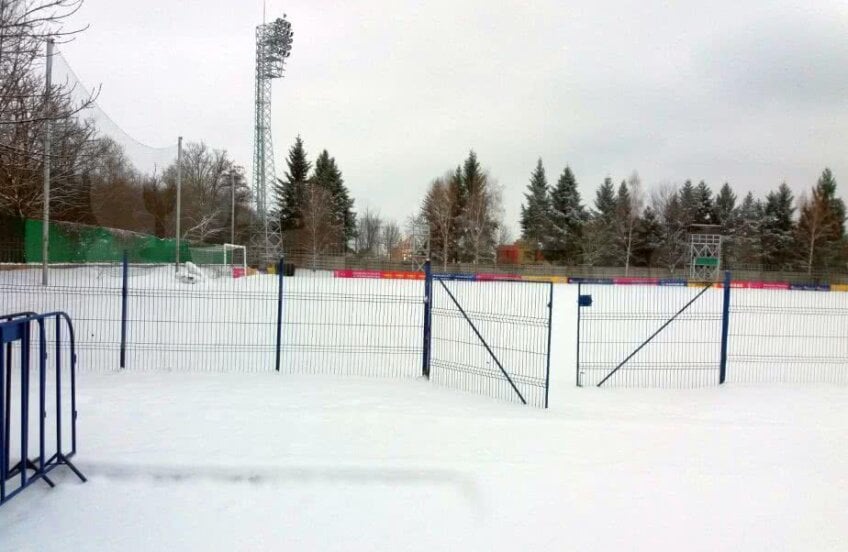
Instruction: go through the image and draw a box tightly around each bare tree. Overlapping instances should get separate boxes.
[355,207,382,256]
[160,142,247,243]
[617,172,645,275]
[0,0,99,218]
[382,219,401,258]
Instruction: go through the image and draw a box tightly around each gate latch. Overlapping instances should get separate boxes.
[578,294,593,307]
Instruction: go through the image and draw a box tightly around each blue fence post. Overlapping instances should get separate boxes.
[544,282,553,408]
[576,282,582,387]
[719,270,732,384]
[422,259,432,379]
[120,250,128,369]
[275,257,284,372]
[0,328,5,501]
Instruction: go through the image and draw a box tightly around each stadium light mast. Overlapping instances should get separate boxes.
[253,12,294,263]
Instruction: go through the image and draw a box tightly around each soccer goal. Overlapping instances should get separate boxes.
[188,243,247,278]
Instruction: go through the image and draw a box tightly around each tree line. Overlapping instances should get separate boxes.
[519,160,845,275]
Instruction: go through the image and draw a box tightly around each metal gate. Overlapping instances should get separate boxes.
[576,276,730,388]
[424,266,553,407]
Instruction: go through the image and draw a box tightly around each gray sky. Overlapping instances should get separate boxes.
[62,0,848,234]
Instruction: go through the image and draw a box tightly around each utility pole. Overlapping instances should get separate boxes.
[230,170,236,245]
[41,38,54,286]
[175,136,182,271]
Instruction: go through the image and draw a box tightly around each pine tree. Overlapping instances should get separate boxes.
[313,149,356,249]
[734,192,763,267]
[633,205,663,267]
[715,183,737,229]
[761,183,795,268]
[519,159,551,248]
[694,180,716,224]
[274,135,311,235]
[582,177,618,266]
[459,151,499,263]
[548,165,586,262]
[678,180,698,227]
[656,189,688,273]
[594,177,617,217]
[715,182,738,262]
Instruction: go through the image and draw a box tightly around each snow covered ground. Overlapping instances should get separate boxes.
[1,373,846,551]
[1,266,846,550]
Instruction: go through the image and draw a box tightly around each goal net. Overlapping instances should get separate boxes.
[188,243,247,278]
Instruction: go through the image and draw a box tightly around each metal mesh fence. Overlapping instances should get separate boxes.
[577,282,848,387]
[430,278,552,407]
[727,288,848,384]
[577,284,724,388]
[0,263,422,376]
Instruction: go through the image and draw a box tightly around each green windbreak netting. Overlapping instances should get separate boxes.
[8,217,191,263]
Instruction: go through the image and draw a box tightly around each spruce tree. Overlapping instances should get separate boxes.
[678,180,698,226]
[274,135,311,234]
[313,149,356,249]
[549,165,586,262]
[519,158,551,248]
[735,192,763,267]
[816,168,845,237]
[594,177,617,217]
[582,177,618,266]
[715,182,737,229]
[761,183,795,268]
[694,180,716,224]
[715,182,738,262]
[657,190,688,272]
[633,205,663,267]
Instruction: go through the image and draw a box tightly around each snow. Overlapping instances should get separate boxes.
[1,374,846,551]
[1,266,847,549]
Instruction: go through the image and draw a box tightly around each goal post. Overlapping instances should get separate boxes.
[187,243,247,278]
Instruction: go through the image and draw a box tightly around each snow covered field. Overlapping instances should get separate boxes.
[1,373,846,551]
[1,266,847,550]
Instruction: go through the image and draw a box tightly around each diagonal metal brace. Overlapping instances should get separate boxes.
[597,283,714,387]
[437,279,527,405]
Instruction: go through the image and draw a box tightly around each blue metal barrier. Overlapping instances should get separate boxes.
[0,311,86,507]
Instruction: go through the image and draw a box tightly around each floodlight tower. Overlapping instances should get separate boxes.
[253,13,293,262]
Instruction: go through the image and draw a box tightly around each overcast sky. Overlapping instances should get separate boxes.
[60,0,848,234]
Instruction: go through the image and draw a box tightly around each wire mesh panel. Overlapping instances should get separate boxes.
[577,284,724,388]
[1,262,423,375]
[124,264,278,372]
[430,278,552,407]
[728,289,848,384]
[278,275,423,378]
[0,264,124,371]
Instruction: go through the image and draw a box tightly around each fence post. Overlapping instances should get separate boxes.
[575,282,582,387]
[422,259,432,378]
[544,282,553,408]
[719,270,731,384]
[275,257,284,372]
[120,250,128,369]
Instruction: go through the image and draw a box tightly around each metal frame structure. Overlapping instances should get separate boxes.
[253,14,294,263]
[689,224,723,281]
[409,215,430,271]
